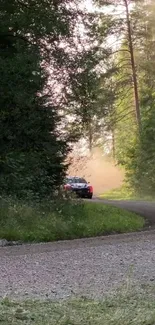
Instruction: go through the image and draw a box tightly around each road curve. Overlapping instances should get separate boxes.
[93,198,155,226]
[0,230,155,300]
[0,198,155,300]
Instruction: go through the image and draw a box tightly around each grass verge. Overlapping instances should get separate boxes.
[100,185,155,201]
[1,285,155,324]
[0,197,144,242]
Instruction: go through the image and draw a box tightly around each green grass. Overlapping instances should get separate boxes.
[0,197,144,242]
[1,285,155,324]
[100,185,155,201]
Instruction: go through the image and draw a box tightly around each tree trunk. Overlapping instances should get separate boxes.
[124,0,141,131]
[88,127,93,153]
[112,128,115,161]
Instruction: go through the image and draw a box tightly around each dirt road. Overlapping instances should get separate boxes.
[1,198,155,300]
[1,229,155,300]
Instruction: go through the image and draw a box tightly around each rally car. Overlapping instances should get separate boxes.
[64,176,93,199]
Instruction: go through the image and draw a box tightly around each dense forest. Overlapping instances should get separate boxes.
[0,0,155,199]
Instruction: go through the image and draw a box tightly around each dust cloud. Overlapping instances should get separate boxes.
[67,148,124,196]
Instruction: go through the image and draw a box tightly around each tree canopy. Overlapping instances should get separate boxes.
[1,0,155,198]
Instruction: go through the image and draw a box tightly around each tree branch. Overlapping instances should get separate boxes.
[110,49,131,56]
[0,32,32,44]
[107,110,136,129]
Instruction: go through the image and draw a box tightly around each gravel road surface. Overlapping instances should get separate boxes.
[1,230,155,300]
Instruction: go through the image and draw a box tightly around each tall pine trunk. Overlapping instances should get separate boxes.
[124,0,141,130]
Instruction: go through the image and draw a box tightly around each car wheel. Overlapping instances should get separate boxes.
[87,194,93,199]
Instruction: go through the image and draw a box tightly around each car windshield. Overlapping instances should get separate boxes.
[66,177,87,184]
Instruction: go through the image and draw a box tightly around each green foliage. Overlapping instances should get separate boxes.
[0,0,78,198]
[100,185,136,200]
[66,13,116,151]
[127,105,155,196]
[0,0,119,197]
[100,184,155,201]
[0,197,144,242]
[124,0,155,195]
[105,0,155,196]
[0,39,68,197]
[1,0,155,198]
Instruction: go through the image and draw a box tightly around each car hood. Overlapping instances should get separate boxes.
[69,183,88,189]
